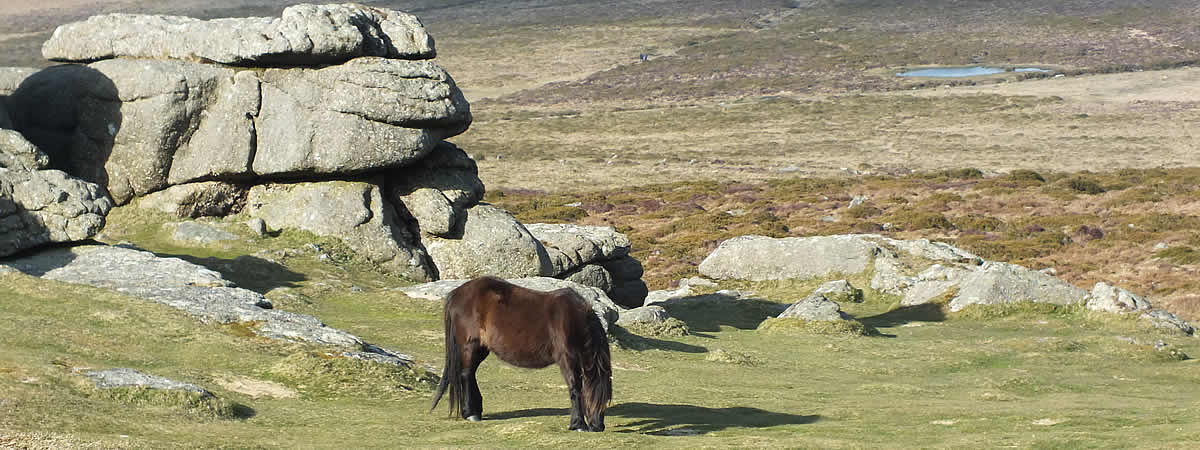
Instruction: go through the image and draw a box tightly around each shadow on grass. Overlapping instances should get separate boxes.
[231,403,257,420]
[656,293,789,332]
[488,403,818,435]
[859,303,948,329]
[612,402,819,435]
[610,327,708,353]
[166,253,307,293]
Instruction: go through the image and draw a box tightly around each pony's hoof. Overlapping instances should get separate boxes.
[466,415,482,422]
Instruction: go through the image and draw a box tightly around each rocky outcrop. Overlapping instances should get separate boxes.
[422,206,553,279]
[948,262,1088,311]
[526,223,647,307]
[6,57,469,205]
[701,233,1193,334]
[1,5,649,298]
[0,167,112,257]
[245,179,433,281]
[386,141,484,238]
[42,3,436,65]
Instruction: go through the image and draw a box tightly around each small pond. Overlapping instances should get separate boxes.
[897,66,1049,78]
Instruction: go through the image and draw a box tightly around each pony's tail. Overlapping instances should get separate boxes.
[430,303,462,417]
[581,314,613,425]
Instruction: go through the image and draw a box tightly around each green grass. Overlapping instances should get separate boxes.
[4,265,1199,448]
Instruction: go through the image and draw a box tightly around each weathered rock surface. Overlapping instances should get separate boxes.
[6,57,469,205]
[1,244,418,365]
[387,141,484,237]
[899,264,973,306]
[616,305,671,327]
[86,368,213,397]
[9,61,247,204]
[254,58,469,177]
[43,3,436,65]
[813,279,864,304]
[1087,282,1153,314]
[699,235,878,281]
[561,264,614,293]
[949,262,1088,312]
[525,223,631,276]
[1140,309,1195,336]
[777,292,849,321]
[1,167,113,257]
[398,277,621,330]
[137,182,247,218]
[245,179,433,281]
[422,204,552,279]
[0,129,49,171]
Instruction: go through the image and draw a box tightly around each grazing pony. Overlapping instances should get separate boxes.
[430,276,612,432]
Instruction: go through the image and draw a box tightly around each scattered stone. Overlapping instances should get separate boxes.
[616,305,670,327]
[246,218,267,236]
[1087,282,1153,314]
[812,280,864,303]
[848,195,868,208]
[85,368,212,397]
[1140,309,1195,336]
[0,245,419,364]
[777,293,849,321]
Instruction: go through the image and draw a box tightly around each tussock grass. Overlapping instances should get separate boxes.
[757,317,873,337]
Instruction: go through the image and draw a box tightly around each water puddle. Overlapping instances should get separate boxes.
[897,66,1049,78]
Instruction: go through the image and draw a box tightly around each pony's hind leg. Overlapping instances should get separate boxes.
[462,341,489,421]
[559,359,588,431]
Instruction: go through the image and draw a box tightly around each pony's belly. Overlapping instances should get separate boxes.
[494,350,555,369]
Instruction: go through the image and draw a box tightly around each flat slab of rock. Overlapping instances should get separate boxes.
[699,235,878,281]
[949,262,1088,312]
[397,277,620,330]
[43,3,436,65]
[86,368,212,397]
[1,245,416,364]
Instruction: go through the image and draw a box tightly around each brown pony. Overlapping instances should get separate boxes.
[430,276,613,432]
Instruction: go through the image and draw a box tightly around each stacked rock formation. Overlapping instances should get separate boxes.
[1,89,113,257]
[0,4,648,306]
